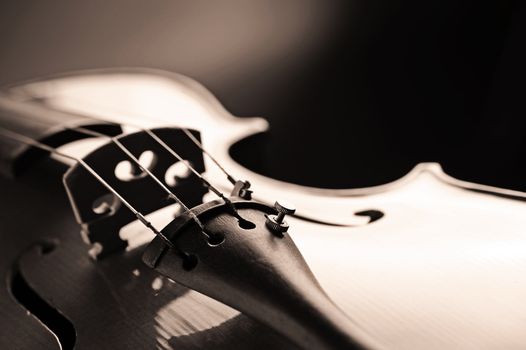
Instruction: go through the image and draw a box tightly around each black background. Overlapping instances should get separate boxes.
[1,0,525,190]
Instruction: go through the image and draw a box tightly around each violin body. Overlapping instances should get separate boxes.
[1,68,526,350]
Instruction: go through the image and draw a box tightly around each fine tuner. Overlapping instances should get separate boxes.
[265,200,296,236]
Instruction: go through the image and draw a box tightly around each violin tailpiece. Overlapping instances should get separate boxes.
[142,198,372,350]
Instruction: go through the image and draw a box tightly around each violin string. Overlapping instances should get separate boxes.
[14,89,242,188]
[6,90,250,221]
[0,125,182,252]
[180,128,237,185]
[0,95,226,206]
[64,125,211,238]
[7,90,248,219]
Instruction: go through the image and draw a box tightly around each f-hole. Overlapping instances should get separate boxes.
[238,219,256,230]
[354,209,384,223]
[8,242,76,350]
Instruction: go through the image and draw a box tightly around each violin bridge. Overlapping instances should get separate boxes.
[63,127,208,259]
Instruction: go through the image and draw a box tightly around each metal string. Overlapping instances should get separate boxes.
[135,127,246,220]
[180,128,237,185]
[15,89,242,188]
[0,126,187,253]
[0,104,211,236]
[5,90,251,222]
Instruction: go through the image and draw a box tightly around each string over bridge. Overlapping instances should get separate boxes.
[63,127,208,258]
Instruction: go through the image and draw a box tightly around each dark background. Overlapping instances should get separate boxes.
[1,0,525,190]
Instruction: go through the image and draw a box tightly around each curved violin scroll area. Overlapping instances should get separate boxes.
[143,198,374,350]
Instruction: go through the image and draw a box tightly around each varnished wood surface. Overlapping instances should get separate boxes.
[1,69,526,349]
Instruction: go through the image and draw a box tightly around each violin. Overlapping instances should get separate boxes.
[1,68,525,350]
